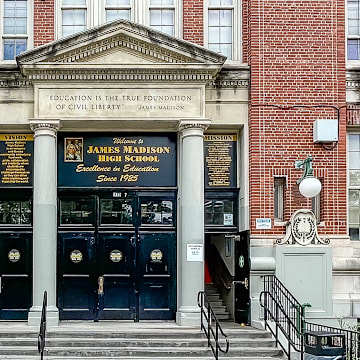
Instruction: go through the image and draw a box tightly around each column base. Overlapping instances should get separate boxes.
[176,306,201,327]
[28,305,59,327]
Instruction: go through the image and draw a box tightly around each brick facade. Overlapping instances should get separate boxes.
[30,0,347,236]
[248,0,347,235]
[34,0,55,47]
[183,0,204,45]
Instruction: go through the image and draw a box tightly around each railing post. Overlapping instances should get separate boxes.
[207,302,211,347]
[264,292,268,330]
[215,322,219,360]
[275,302,279,347]
[288,317,291,360]
[200,292,203,331]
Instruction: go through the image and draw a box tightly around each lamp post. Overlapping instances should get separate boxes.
[295,155,322,198]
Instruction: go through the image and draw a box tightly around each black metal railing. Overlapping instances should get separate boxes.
[260,275,360,360]
[305,321,360,360]
[37,291,47,360]
[197,291,229,359]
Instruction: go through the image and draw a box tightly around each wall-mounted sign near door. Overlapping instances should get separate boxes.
[0,134,33,187]
[58,134,176,187]
[204,134,237,188]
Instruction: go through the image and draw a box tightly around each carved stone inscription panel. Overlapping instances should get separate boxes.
[37,88,202,119]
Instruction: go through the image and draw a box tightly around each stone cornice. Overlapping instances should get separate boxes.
[22,66,217,82]
[207,79,249,88]
[0,71,32,87]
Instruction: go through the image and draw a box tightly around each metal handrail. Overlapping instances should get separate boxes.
[260,275,360,360]
[197,291,229,359]
[37,291,47,360]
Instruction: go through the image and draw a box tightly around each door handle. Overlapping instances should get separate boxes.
[235,278,249,290]
[130,236,136,247]
[98,276,104,295]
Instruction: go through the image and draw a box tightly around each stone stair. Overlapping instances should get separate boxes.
[205,283,231,321]
[0,322,284,359]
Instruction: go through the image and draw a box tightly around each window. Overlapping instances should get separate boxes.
[205,199,235,226]
[2,0,30,61]
[348,0,360,60]
[206,0,240,61]
[149,0,175,36]
[141,200,174,225]
[105,0,131,22]
[349,134,360,240]
[60,199,94,225]
[0,200,31,225]
[100,199,132,225]
[274,178,285,222]
[312,191,321,224]
[61,0,87,38]
[56,0,181,40]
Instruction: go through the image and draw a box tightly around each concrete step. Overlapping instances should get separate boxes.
[208,300,223,306]
[0,357,283,360]
[0,336,277,348]
[0,346,283,357]
[0,324,283,359]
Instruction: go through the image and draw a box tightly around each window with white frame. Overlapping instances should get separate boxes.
[56,0,181,40]
[61,0,87,38]
[149,0,175,36]
[105,0,131,22]
[206,0,240,61]
[2,0,29,61]
[348,0,360,60]
[349,134,360,240]
[274,177,285,222]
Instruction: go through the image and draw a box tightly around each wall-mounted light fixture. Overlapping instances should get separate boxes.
[295,156,322,198]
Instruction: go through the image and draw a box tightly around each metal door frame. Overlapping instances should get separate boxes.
[57,189,177,321]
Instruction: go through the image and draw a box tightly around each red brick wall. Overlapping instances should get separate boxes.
[34,0,55,47]
[248,0,347,235]
[183,0,204,45]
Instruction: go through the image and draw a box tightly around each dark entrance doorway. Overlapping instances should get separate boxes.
[0,191,33,320]
[57,191,176,321]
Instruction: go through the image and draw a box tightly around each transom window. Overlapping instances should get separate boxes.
[0,200,31,225]
[60,199,94,225]
[141,200,174,225]
[100,199,133,225]
[205,199,236,227]
[2,0,30,61]
[349,134,360,240]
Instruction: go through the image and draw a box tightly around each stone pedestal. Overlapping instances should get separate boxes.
[176,120,210,327]
[28,120,60,327]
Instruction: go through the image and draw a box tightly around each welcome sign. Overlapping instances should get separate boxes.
[58,134,176,187]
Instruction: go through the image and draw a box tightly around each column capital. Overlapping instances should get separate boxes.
[178,119,211,134]
[29,119,61,137]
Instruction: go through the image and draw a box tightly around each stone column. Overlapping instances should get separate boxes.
[176,119,211,327]
[28,120,60,327]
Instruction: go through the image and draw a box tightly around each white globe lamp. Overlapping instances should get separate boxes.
[298,177,322,198]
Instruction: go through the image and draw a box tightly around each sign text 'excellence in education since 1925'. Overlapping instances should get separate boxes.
[58,134,176,188]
